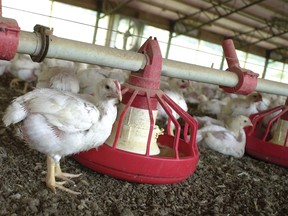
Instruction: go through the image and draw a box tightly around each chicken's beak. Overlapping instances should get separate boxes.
[118,91,122,102]
[256,92,263,102]
[247,121,253,127]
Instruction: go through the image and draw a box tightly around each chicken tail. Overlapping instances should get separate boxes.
[2,101,27,126]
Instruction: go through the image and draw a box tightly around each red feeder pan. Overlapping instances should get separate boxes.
[245,99,288,167]
[74,37,199,184]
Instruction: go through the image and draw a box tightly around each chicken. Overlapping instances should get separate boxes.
[8,53,41,93]
[76,66,129,95]
[37,58,80,93]
[76,67,107,94]
[2,78,122,194]
[217,92,262,120]
[182,80,203,104]
[157,77,189,135]
[194,115,224,129]
[106,68,130,84]
[183,81,226,104]
[197,115,253,158]
[37,66,80,93]
[42,58,75,69]
[0,59,11,76]
[197,97,228,115]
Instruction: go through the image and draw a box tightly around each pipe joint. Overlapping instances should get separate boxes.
[221,66,259,94]
[221,38,259,95]
[30,24,53,62]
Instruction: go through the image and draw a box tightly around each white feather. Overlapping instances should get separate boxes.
[197,115,252,158]
[2,78,121,160]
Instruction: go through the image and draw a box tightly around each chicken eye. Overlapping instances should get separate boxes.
[244,120,247,123]
[105,85,110,90]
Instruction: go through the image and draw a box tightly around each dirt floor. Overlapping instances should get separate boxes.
[0,73,288,216]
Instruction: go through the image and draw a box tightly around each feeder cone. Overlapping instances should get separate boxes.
[105,36,163,156]
[105,103,162,155]
[269,118,288,146]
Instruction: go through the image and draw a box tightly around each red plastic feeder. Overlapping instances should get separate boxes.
[245,98,288,167]
[0,15,20,60]
[74,37,199,184]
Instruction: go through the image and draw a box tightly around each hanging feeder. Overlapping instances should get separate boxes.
[245,98,288,167]
[74,37,199,184]
[220,39,288,167]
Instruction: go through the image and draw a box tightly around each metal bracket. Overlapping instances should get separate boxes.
[31,24,53,62]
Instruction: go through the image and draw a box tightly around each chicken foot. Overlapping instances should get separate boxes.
[9,78,29,93]
[46,156,81,195]
[9,78,21,88]
[55,163,82,183]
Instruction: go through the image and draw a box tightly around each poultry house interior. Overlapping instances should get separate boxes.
[0,0,288,215]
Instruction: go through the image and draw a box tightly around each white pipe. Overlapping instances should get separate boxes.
[17,30,288,96]
[18,31,147,71]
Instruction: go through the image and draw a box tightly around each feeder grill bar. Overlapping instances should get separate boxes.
[15,30,288,97]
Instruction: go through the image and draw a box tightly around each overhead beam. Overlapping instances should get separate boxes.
[230,19,288,59]
[54,0,98,10]
[101,0,134,18]
[173,0,264,37]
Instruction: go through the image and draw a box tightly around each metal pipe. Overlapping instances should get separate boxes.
[17,30,288,96]
[18,30,147,70]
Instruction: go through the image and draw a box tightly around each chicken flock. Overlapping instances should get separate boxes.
[1,53,286,194]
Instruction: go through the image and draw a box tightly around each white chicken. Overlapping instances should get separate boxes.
[197,97,228,115]
[8,53,41,93]
[197,115,253,158]
[42,58,75,69]
[217,92,262,120]
[182,80,203,104]
[0,59,11,76]
[37,66,80,93]
[194,115,224,129]
[37,58,80,93]
[76,66,129,95]
[76,66,108,94]
[157,77,189,135]
[183,81,226,104]
[2,78,122,194]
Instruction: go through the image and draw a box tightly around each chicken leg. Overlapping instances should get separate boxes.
[46,156,81,195]
[9,78,29,93]
[9,78,21,88]
[22,82,29,93]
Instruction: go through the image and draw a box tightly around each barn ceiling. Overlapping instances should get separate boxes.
[58,0,288,61]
